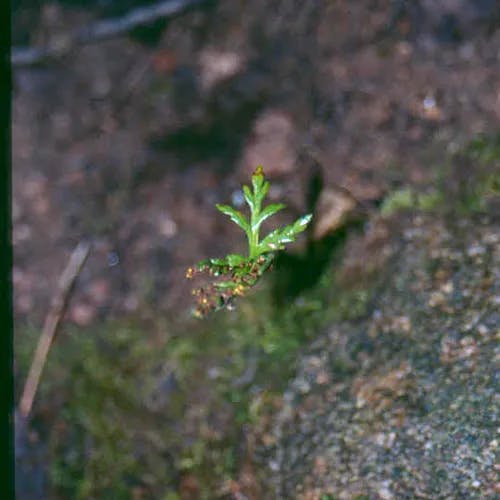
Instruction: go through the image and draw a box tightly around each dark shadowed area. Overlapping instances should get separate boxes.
[12,0,499,498]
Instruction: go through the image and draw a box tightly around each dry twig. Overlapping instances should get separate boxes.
[18,242,91,419]
[12,0,211,67]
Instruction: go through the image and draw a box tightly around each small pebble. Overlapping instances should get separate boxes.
[231,189,245,207]
[107,251,119,267]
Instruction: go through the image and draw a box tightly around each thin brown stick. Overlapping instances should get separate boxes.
[11,0,210,67]
[18,242,91,419]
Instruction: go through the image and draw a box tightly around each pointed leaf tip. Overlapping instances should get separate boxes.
[254,165,264,177]
[293,213,313,231]
[243,185,254,207]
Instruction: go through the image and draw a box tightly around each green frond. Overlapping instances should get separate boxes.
[189,168,312,317]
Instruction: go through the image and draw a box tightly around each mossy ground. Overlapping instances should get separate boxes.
[15,235,375,498]
[380,134,500,218]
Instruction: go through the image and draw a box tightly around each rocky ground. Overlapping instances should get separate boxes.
[256,213,499,499]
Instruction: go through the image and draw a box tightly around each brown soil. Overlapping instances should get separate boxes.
[13,0,500,328]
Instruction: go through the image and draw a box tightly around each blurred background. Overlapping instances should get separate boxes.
[12,0,499,498]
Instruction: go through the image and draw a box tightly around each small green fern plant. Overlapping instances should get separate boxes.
[186,166,312,318]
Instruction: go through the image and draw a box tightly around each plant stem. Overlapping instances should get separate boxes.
[249,209,259,259]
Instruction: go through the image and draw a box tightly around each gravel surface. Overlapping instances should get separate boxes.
[259,214,499,499]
